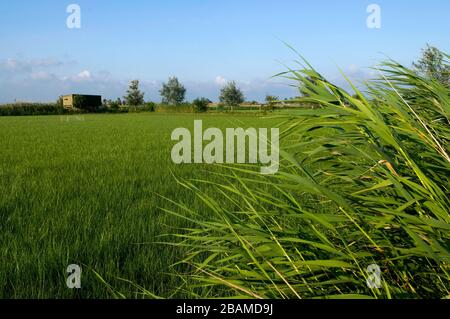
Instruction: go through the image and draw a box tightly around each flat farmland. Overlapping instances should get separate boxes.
[0,113,280,298]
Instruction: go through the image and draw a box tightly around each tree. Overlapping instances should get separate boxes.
[124,80,145,106]
[265,95,279,104]
[413,45,449,87]
[265,95,279,111]
[56,96,64,108]
[219,81,244,110]
[160,77,186,105]
[193,97,210,112]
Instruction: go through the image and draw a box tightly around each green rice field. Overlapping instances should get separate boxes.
[0,113,280,298]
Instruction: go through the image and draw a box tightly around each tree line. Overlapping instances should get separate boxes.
[102,77,247,112]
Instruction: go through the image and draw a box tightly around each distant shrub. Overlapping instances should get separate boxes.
[56,96,64,108]
[125,102,155,113]
[118,106,130,113]
[155,103,194,113]
[128,105,142,113]
[143,102,156,112]
[0,103,66,116]
[103,99,122,112]
[192,98,210,112]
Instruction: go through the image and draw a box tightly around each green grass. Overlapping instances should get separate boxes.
[0,112,280,298]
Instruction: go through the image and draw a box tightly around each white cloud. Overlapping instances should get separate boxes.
[214,75,227,86]
[0,58,31,73]
[0,57,64,73]
[75,70,92,81]
[60,70,94,83]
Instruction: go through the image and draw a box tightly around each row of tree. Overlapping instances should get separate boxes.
[120,77,246,110]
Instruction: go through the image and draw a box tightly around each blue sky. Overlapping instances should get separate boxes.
[0,0,449,103]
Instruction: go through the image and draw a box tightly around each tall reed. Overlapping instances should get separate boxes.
[164,51,450,299]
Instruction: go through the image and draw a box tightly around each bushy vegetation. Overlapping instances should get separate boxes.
[413,44,450,87]
[164,52,450,299]
[192,98,211,112]
[0,103,68,116]
[155,103,194,113]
